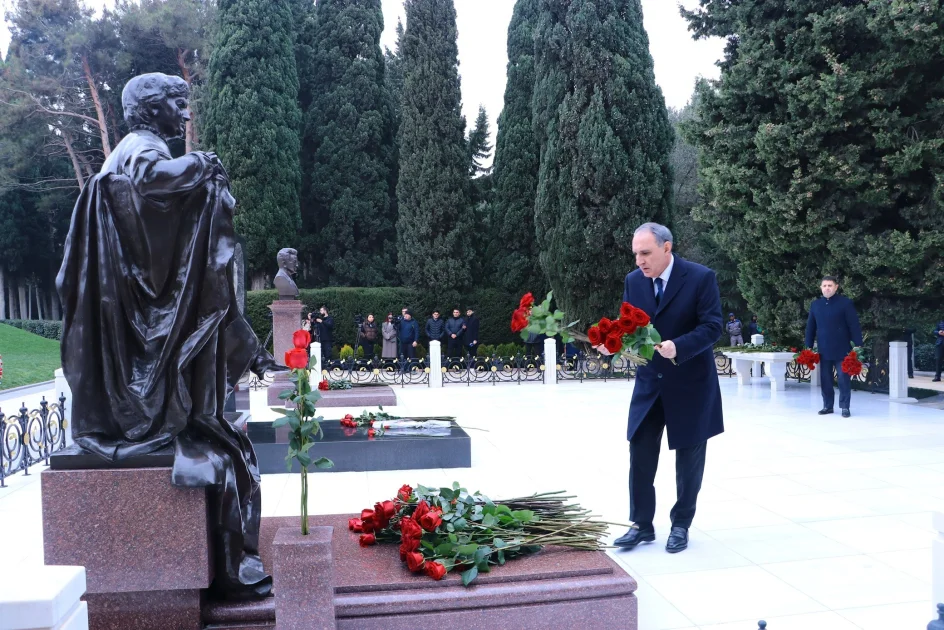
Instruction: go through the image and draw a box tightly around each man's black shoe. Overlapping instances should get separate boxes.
[933,378,941,382]
[841,408,851,418]
[613,525,655,550]
[665,526,689,554]
[817,408,834,415]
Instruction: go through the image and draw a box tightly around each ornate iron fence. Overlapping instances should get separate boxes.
[715,351,735,377]
[322,356,431,387]
[1,394,67,487]
[558,351,638,381]
[442,353,545,386]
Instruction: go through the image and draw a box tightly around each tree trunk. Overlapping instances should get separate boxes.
[50,287,61,321]
[61,129,86,189]
[82,54,112,158]
[250,271,268,291]
[18,282,27,320]
[177,49,198,152]
[107,102,122,148]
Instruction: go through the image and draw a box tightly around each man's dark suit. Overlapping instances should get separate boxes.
[623,256,724,529]
[805,295,863,410]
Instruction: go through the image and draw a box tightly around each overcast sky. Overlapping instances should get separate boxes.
[1,0,725,141]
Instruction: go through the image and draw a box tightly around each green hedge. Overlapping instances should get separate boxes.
[915,343,936,372]
[245,287,521,351]
[1,320,63,340]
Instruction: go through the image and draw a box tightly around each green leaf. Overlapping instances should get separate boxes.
[304,391,321,403]
[313,457,333,469]
[495,505,512,516]
[452,517,468,529]
[482,513,497,527]
[272,417,289,428]
[474,546,491,563]
[272,408,296,417]
[457,544,478,556]
[497,550,506,565]
[297,452,311,469]
[435,542,455,556]
[278,390,294,400]
[510,510,535,523]
[460,566,479,586]
[649,328,662,344]
[448,533,458,543]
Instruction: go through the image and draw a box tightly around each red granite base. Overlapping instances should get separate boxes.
[244,515,638,630]
[272,526,336,630]
[85,589,201,630]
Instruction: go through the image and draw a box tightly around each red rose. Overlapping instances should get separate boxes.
[348,518,363,532]
[360,509,376,533]
[519,292,535,309]
[368,428,376,438]
[373,500,396,529]
[400,516,423,544]
[511,307,529,333]
[604,332,623,355]
[399,540,414,560]
[318,378,329,391]
[620,302,635,320]
[292,329,311,349]
[631,307,650,328]
[790,347,797,353]
[618,317,638,335]
[418,507,443,532]
[425,561,447,580]
[397,484,413,502]
[413,500,430,522]
[587,326,603,345]
[284,348,308,370]
[359,533,376,547]
[597,317,615,336]
[405,551,426,572]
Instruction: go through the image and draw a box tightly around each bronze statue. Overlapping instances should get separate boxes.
[273,247,299,299]
[56,73,275,599]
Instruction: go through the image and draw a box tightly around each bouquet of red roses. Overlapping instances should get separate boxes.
[794,348,821,371]
[510,291,577,343]
[841,347,864,377]
[350,483,613,586]
[581,302,667,365]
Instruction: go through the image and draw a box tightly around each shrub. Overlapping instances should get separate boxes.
[915,343,936,372]
[477,343,495,357]
[339,344,355,360]
[1,320,63,340]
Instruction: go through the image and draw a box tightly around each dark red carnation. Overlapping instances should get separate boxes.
[405,551,426,572]
[425,561,447,580]
[519,292,535,309]
[358,533,376,547]
[397,484,413,502]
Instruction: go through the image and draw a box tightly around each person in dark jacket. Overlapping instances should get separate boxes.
[464,307,480,357]
[398,310,420,360]
[805,276,863,418]
[933,321,944,381]
[425,310,445,344]
[445,308,466,358]
[359,314,379,358]
[746,315,761,339]
[315,306,334,363]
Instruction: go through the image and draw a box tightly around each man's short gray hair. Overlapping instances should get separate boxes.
[634,222,673,246]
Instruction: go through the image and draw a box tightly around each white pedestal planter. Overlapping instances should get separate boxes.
[544,338,557,386]
[429,341,443,388]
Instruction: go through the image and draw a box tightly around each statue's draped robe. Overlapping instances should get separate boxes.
[56,130,271,598]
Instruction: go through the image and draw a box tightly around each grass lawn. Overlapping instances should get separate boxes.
[0,323,61,390]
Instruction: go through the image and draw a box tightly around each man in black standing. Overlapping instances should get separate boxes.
[425,310,446,346]
[601,223,724,554]
[464,307,480,357]
[932,320,944,382]
[445,308,465,359]
[805,276,863,418]
[315,305,334,364]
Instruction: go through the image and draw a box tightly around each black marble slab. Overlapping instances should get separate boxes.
[246,418,472,474]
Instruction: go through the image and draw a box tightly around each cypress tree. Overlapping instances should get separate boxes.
[203,0,302,285]
[304,0,395,286]
[683,0,944,343]
[467,105,492,177]
[488,0,545,295]
[533,0,674,327]
[396,0,472,292]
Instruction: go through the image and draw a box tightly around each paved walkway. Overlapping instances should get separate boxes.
[3,377,942,629]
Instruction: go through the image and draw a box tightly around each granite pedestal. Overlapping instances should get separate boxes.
[310,384,397,408]
[266,300,305,405]
[201,515,638,629]
[42,448,212,630]
[246,418,471,474]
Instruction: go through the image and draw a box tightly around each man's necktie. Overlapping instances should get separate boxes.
[654,277,664,306]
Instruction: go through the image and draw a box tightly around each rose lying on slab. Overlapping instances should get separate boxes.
[349,483,622,586]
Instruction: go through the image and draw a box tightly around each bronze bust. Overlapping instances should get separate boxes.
[273,247,299,299]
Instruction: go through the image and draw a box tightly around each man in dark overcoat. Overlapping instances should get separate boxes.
[804,276,863,418]
[605,223,724,554]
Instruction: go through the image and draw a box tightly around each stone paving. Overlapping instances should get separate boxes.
[2,375,942,629]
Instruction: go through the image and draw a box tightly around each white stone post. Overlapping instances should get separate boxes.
[544,338,557,386]
[767,360,788,392]
[935,512,944,612]
[751,334,764,346]
[0,565,87,630]
[752,360,762,381]
[310,341,323,388]
[53,368,74,447]
[889,341,909,400]
[810,364,822,394]
[733,358,752,386]
[429,340,443,388]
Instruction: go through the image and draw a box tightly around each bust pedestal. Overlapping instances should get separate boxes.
[267,300,305,406]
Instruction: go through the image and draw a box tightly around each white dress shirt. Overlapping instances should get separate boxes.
[654,255,675,297]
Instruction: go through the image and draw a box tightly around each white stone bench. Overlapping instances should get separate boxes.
[723,351,797,392]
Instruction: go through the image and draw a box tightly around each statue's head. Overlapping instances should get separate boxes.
[122,73,191,140]
[277,248,298,274]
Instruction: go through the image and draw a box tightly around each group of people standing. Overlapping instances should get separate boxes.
[351,307,481,361]
[724,313,761,346]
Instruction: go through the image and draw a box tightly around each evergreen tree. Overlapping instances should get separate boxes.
[383,19,405,133]
[290,0,317,115]
[488,0,545,295]
[683,0,944,343]
[203,0,302,285]
[467,105,492,177]
[533,0,674,327]
[303,0,395,286]
[396,0,472,292]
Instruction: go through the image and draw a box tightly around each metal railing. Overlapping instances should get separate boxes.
[1,394,67,487]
